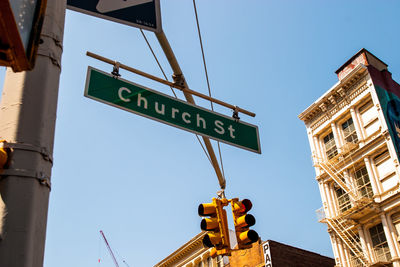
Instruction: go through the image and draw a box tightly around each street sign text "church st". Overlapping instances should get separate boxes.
[84,67,261,153]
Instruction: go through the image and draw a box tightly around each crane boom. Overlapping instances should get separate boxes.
[100,230,120,267]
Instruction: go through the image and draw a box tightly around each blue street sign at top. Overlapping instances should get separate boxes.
[67,0,162,32]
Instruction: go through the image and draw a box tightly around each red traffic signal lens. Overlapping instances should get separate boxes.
[241,199,252,213]
[232,199,253,214]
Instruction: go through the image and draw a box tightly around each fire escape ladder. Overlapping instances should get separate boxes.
[327,217,369,266]
[317,160,357,200]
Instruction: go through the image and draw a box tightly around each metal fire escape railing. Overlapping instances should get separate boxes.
[327,217,368,266]
[314,142,359,199]
[314,142,375,267]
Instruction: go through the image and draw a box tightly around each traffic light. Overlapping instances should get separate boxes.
[198,198,231,257]
[231,198,259,249]
[0,140,9,169]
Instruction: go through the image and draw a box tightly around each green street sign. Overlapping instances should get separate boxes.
[84,67,261,153]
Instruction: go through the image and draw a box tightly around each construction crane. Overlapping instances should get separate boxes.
[100,230,120,267]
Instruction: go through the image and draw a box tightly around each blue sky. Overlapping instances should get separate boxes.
[1,1,400,266]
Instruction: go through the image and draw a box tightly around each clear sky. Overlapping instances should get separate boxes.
[1,0,400,266]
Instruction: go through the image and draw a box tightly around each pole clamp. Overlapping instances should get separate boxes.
[217,189,225,199]
[172,74,185,87]
[0,169,51,189]
[232,106,240,122]
[4,142,53,164]
[111,61,121,78]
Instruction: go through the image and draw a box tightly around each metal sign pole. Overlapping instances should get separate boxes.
[0,0,66,266]
[155,31,226,189]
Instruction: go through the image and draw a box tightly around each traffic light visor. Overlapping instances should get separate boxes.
[238,229,259,244]
[201,217,219,231]
[198,203,216,216]
[235,214,256,228]
[203,232,222,248]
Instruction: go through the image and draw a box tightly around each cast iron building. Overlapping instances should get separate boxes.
[299,49,400,267]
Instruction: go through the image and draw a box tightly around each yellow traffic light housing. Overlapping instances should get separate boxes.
[0,140,9,169]
[231,198,259,249]
[198,198,231,257]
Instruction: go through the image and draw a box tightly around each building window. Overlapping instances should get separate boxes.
[342,118,358,144]
[335,186,351,213]
[392,213,400,242]
[197,261,203,267]
[324,132,338,160]
[354,166,373,199]
[369,223,391,262]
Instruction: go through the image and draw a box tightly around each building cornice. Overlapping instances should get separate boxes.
[154,232,207,267]
[298,64,368,125]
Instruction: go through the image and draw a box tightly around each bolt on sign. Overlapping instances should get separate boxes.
[67,0,161,32]
[84,67,261,154]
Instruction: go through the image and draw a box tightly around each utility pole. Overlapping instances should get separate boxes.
[155,31,226,190]
[0,0,66,266]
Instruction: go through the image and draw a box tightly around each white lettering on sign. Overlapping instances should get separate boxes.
[214,120,225,135]
[96,0,153,13]
[171,108,179,119]
[117,87,237,139]
[137,93,148,109]
[197,114,206,129]
[263,241,273,267]
[155,102,165,115]
[182,112,191,124]
[118,87,131,103]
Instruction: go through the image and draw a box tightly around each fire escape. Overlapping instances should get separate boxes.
[315,141,376,267]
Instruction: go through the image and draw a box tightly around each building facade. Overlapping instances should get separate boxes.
[154,232,334,267]
[229,240,334,267]
[299,49,400,267]
[153,232,227,267]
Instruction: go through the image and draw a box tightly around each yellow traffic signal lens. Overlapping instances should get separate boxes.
[203,233,222,248]
[201,217,219,231]
[235,214,256,228]
[198,203,216,216]
[238,229,259,244]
